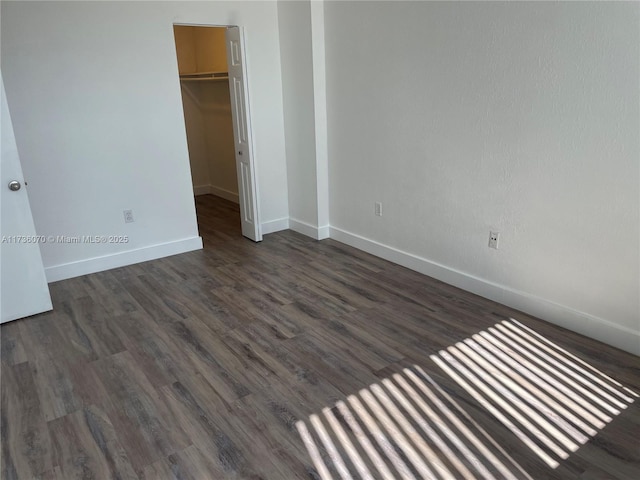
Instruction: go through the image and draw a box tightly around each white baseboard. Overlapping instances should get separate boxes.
[330,226,640,356]
[317,225,330,240]
[209,186,239,204]
[261,218,330,239]
[193,185,211,196]
[261,217,290,235]
[45,236,203,283]
[289,218,330,240]
[193,184,239,204]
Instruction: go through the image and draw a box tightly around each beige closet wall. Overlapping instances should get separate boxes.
[174,26,238,202]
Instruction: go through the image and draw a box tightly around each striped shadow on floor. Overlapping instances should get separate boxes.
[296,319,637,479]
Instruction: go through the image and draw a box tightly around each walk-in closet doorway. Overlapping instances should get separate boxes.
[173,25,261,242]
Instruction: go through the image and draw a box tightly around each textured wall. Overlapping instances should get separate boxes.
[325,2,639,346]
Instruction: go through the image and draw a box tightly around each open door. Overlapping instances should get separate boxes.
[225,26,262,242]
[1,72,52,322]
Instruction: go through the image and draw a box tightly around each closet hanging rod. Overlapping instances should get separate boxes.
[180,71,229,82]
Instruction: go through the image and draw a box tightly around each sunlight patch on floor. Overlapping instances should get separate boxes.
[296,319,636,479]
[433,319,636,470]
[296,370,532,478]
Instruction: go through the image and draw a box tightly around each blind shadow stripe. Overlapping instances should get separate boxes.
[472,333,600,435]
[502,321,634,405]
[446,345,572,457]
[431,354,560,468]
[495,325,623,414]
[464,337,591,442]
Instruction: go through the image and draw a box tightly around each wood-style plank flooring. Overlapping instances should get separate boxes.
[1,194,639,479]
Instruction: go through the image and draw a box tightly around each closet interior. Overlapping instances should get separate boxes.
[173,26,239,204]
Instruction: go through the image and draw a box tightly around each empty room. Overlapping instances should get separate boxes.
[1,1,638,479]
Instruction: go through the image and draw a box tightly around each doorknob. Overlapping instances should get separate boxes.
[8,180,21,191]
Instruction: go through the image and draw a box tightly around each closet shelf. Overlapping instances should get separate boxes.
[180,71,229,82]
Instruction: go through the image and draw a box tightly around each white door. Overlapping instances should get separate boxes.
[1,72,52,323]
[225,26,262,242]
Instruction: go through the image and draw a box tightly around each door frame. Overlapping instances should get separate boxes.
[172,22,262,241]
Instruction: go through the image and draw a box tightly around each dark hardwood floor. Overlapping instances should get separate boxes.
[1,194,639,479]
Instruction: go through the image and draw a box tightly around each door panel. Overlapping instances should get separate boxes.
[240,162,252,223]
[1,72,52,323]
[225,27,261,242]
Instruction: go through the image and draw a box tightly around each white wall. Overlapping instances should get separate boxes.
[325,1,639,354]
[180,83,211,190]
[277,0,330,239]
[1,0,288,279]
[182,83,239,202]
[277,0,319,229]
[202,82,238,201]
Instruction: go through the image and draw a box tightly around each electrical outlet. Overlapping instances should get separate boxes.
[488,231,500,249]
[375,202,383,217]
[123,209,134,224]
